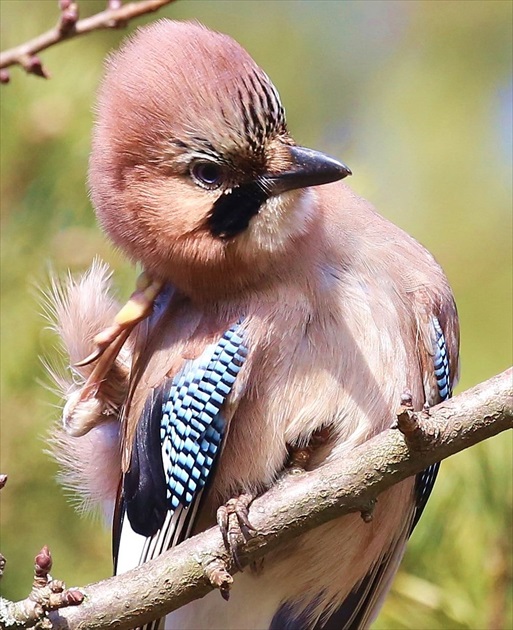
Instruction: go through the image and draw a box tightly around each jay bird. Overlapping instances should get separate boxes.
[48,19,459,630]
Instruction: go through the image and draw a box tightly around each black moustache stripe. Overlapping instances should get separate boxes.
[207,181,269,239]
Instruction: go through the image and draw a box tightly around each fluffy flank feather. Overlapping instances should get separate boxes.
[43,259,130,515]
[43,258,126,370]
[48,420,121,518]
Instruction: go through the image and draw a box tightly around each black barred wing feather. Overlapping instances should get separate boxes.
[412,315,453,529]
[115,323,247,578]
[161,326,247,511]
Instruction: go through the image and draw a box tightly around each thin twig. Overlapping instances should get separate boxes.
[0,546,84,628]
[0,0,177,81]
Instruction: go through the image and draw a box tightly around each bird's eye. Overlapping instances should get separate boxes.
[190,161,224,189]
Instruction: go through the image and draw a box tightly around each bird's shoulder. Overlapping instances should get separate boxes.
[320,182,458,326]
[315,182,460,399]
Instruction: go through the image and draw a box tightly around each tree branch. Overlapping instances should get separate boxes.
[0,0,177,83]
[26,367,509,630]
[0,547,84,629]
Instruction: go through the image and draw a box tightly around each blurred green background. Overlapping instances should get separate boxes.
[0,1,511,628]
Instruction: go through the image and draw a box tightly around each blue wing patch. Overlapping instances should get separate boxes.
[160,323,247,511]
[412,316,452,529]
[432,316,452,400]
[123,322,247,538]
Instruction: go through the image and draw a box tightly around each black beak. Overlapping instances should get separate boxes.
[266,146,351,196]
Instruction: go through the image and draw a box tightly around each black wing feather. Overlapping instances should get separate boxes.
[124,384,169,537]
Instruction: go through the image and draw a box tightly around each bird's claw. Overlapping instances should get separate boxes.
[286,425,333,472]
[286,446,311,472]
[217,493,256,571]
[76,271,163,369]
[74,272,163,408]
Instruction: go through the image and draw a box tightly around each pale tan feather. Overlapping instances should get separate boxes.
[44,260,131,514]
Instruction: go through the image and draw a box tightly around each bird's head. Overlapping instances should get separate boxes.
[89,20,350,299]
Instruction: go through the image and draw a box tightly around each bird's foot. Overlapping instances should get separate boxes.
[72,272,163,408]
[76,271,163,369]
[286,425,333,472]
[285,446,311,474]
[217,493,256,571]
